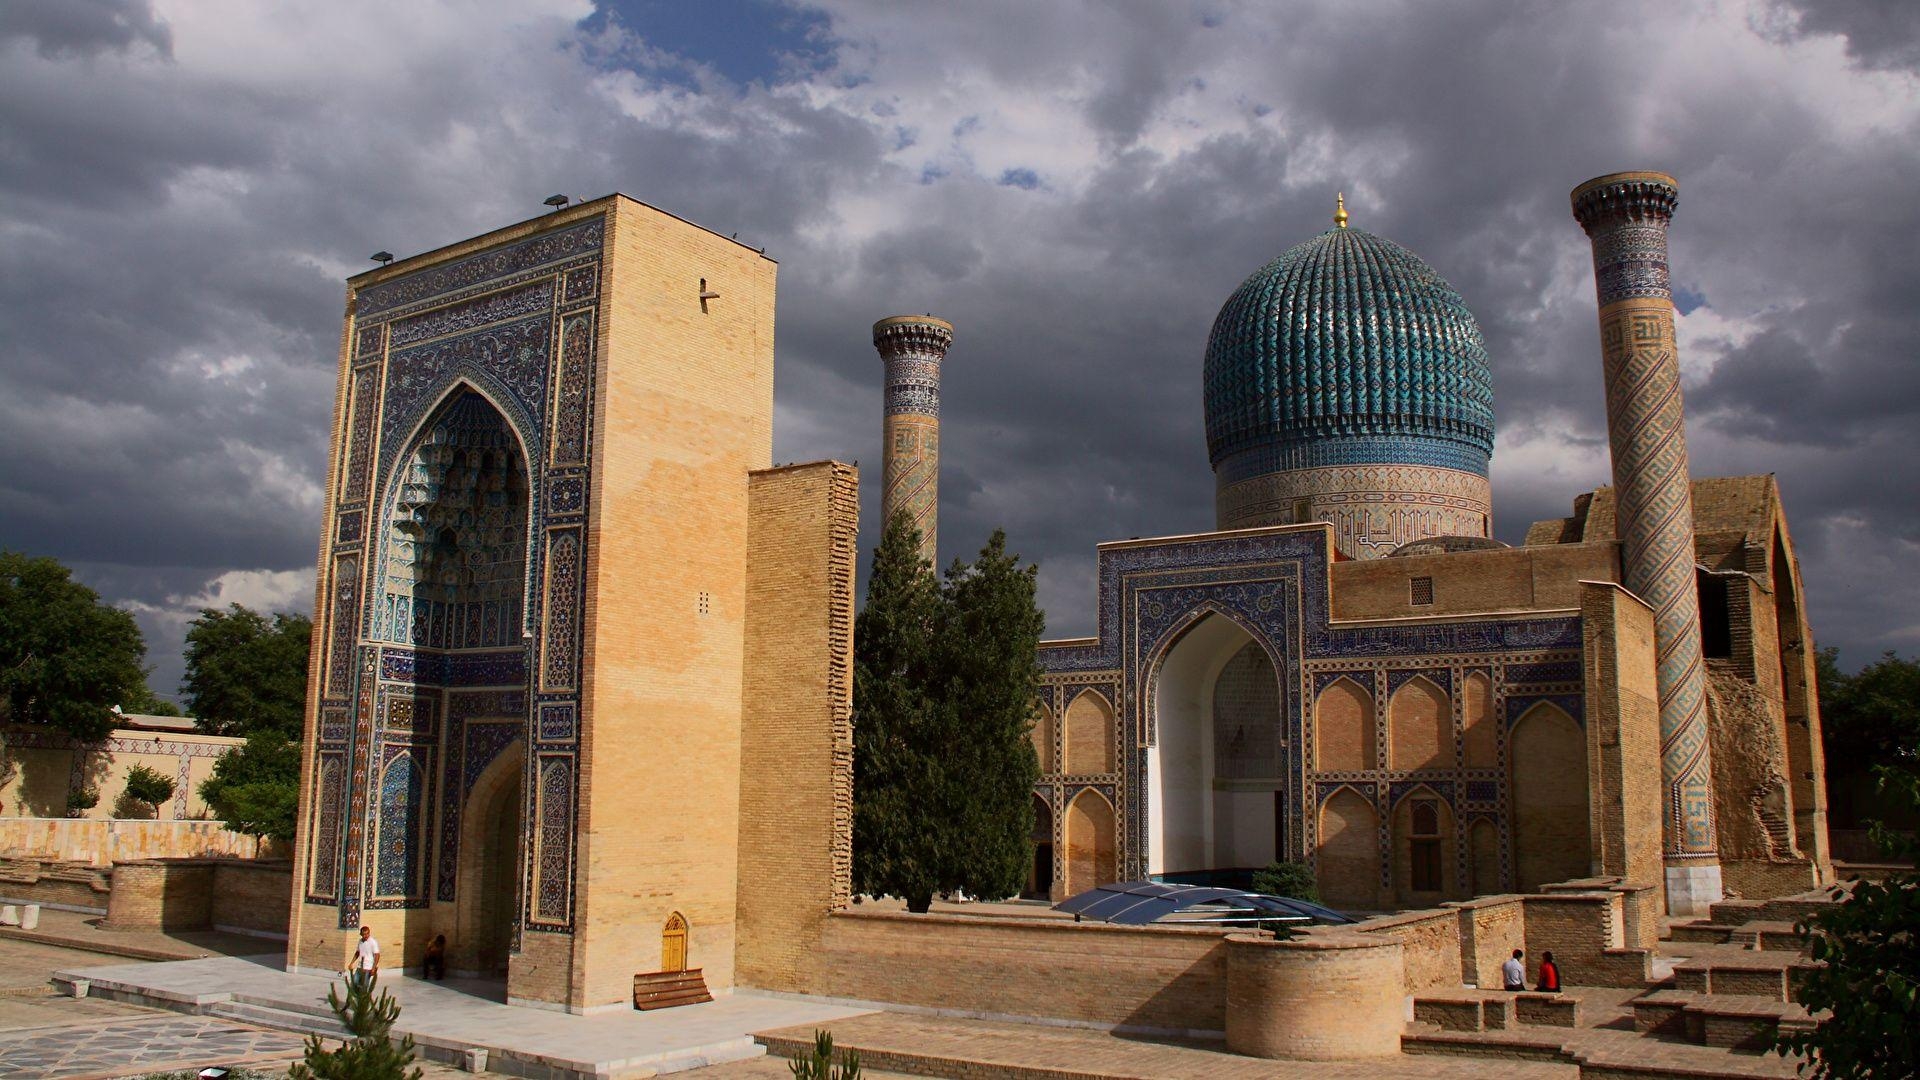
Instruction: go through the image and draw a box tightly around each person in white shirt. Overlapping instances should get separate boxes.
[349,925,381,991]
[1501,948,1526,992]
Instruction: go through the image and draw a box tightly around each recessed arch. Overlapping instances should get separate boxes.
[453,737,525,975]
[1316,786,1380,911]
[1389,675,1448,771]
[1025,793,1056,899]
[1063,689,1115,775]
[1462,671,1496,768]
[1510,702,1589,891]
[1468,816,1501,896]
[1032,702,1055,775]
[1391,784,1454,902]
[1314,678,1376,772]
[1064,788,1117,896]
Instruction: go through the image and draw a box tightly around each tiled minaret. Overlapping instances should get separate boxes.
[1572,171,1721,914]
[874,315,953,567]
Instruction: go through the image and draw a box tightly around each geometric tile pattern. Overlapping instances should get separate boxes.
[874,317,952,567]
[1037,525,1583,881]
[311,213,604,934]
[0,1014,302,1078]
[1573,173,1717,858]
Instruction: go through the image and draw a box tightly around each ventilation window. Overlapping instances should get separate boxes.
[697,591,711,617]
[1410,576,1434,606]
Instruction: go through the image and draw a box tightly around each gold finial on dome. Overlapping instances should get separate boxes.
[1334,191,1348,229]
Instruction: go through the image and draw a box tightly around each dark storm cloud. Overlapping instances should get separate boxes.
[1,0,1914,706]
[1778,0,1920,70]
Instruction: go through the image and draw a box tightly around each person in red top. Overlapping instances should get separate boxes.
[1537,950,1562,993]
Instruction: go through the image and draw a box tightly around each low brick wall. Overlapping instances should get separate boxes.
[0,818,273,865]
[1452,895,1526,988]
[813,910,1230,1033]
[1352,907,1462,992]
[103,858,292,937]
[0,857,112,913]
[1225,931,1405,1060]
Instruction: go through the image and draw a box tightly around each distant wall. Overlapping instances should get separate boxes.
[0,818,272,865]
[103,858,291,937]
[0,857,112,913]
[2,726,242,820]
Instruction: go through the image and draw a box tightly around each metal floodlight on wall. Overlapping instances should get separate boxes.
[370,251,394,266]
[544,194,570,210]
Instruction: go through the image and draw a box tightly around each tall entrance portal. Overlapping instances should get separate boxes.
[1147,613,1287,880]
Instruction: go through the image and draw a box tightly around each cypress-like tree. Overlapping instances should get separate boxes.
[934,529,1043,902]
[853,511,944,910]
[852,513,1044,912]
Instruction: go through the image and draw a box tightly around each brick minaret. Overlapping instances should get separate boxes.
[874,315,953,567]
[1572,171,1721,913]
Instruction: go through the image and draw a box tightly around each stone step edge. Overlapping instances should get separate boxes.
[1404,1024,1803,1079]
[759,1030,1164,1080]
[4,925,210,963]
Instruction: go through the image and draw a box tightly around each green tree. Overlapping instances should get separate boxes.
[853,512,945,911]
[1777,766,1920,1077]
[852,513,1044,912]
[199,731,301,842]
[1818,648,1920,774]
[122,763,175,817]
[289,980,422,1080]
[933,529,1044,902]
[182,604,312,738]
[0,551,151,742]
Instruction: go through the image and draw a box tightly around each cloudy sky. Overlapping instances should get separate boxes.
[2,0,1916,703]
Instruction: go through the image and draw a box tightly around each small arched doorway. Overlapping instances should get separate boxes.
[1025,794,1055,899]
[455,741,525,976]
[661,912,688,972]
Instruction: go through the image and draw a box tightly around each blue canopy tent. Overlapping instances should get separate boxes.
[1054,880,1354,926]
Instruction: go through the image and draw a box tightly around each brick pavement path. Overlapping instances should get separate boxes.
[755,1012,1579,1079]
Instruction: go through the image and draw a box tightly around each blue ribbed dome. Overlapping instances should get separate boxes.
[1203,226,1495,482]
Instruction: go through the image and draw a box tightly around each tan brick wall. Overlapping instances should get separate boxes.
[1329,541,1619,621]
[1313,679,1374,771]
[1511,700,1590,892]
[1316,788,1380,910]
[1581,582,1665,917]
[0,858,111,912]
[1462,671,1496,768]
[211,861,293,935]
[815,911,1230,1032]
[563,196,779,1009]
[735,462,856,993]
[1063,690,1114,775]
[1388,677,1448,771]
[1454,895,1526,987]
[105,860,214,931]
[1354,907,1462,991]
[1225,933,1405,1060]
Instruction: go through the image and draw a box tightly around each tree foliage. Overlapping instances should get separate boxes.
[1817,648,1920,774]
[853,513,1044,912]
[122,763,175,816]
[1251,860,1320,902]
[0,550,151,742]
[289,980,422,1080]
[183,604,312,738]
[1777,767,1920,1078]
[200,731,302,841]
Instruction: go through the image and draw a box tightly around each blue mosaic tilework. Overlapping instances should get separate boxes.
[1505,693,1585,728]
[1214,436,1490,484]
[1389,779,1453,809]
[380,648,526,688]
[1387,668,1452,696]
[372,751,424,899]
[357,218,603,318]
[1466,780,1500,803]
[1505,658,1582,685]
[1202,227,1495,473]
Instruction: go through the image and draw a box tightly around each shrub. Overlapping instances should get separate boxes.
[65,788,98,816]
[122,764,175,817]
[1251,860,1319,903]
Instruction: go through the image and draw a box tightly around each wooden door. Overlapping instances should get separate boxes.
[661,912,688,972]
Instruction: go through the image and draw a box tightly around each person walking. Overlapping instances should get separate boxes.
[1537,950,1562,993]
[1502,948,1526,992]
[348,924,381,992]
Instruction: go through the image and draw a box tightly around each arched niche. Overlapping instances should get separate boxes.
[1064,690,1115,776]
[1388,676,1448,771]
[1391,788,1455,903]
[1316,787,1380,911]
[1510,702,1591,891]
[1032,703,1055,775]
[1468,817,1501,896]
[1314,678,1376,772]
[1025,794,1056,899]
[1064,789,1116,896]
[1462,672,1496,768]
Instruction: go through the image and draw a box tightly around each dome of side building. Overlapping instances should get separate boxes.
[1203,203,1496,558]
